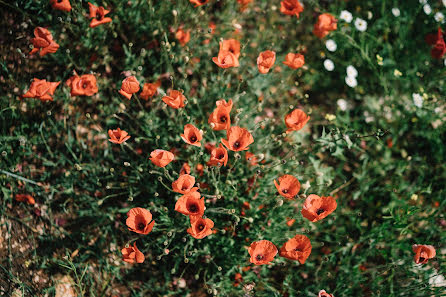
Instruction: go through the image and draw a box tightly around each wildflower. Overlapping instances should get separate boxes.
[324,59,334,71]
[279,234,312,264]
[301,194,337,222]
[245,152,258,166]
[237,0,253,11]
[391,8,400,17]
[119,76,140,100]
[283,53,305,69]
[319,290,334,297]
[108,128,131,144]
[280,0,304,18]
[339,10,352,23]
[337,99,348,111]
[257,50,276,74]
[15,194,35,205]
[22,78,60,102]
[248,240,278,265]
[175,191,205,216]
[208,99,233,131]
[172,174,198,194]
[187,216,214,239]
[313,13,337,38]
[394,69,402,77]
[212,41,240,68]
[412,93,423,108]
[285,109,310,133]
[175,27,191,46]
[274,175,301,199]
[181,124,202,147]
[180,163,191,175]
[29,27,59,57]
[88,2,112,28]
[221,126,254,151]
[140,80,161,100]
[189,0,209,7]
[126,208,155,235]
[208,143,229,166]
[345,76,357,88]
[425,28,446,59]
[354,18,367,32]
[66,74,98,96]
[412,244,436,264]
[286,218,296,227]
[121,242,145,264]
[434,12,445,23]
[325,114,336,121]
[221,39,241,58]
[325,39,337,52]
[423,4,432,15]
[162,90,186,109]
[149,149,174,167]
[346,65,358,77]
[50,0,71,12]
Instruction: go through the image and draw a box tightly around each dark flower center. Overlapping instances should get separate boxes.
[137,222,145,230]
[316,208,325,215]
[419,257,425,262]
[57,0,63,3]
[96,13,103,21]
[181,184,189,190]
[190,136,197,142]
[282,189,288,194]
[197,224,205,231]
[220,115,227,123]
[217,154,224,159]
[188,204,198,213]
[82,83,88,89]
[256,254,263,261]
[233,141,241,149]
[294,247,302,252]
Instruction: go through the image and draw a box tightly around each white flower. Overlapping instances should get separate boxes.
[354,18,368,32]
[325,39,337,52]
[412,93,423,108]
[345,76,357,88]
[434,12,445,23]
[443,0,446,7]
[346,65,358,77]
[419,0,427,4]
[323,59,334,71]
[340,10,353,23]
[337,99,348,111]
[423,4,432,15]
[392,8,400,17]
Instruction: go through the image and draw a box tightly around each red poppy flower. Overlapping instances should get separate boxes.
[140,80,161,100]
[212,41,240,68]
[176,28,191,46]
[149,149,174,167]
[15,194,36,205]
[172,174,198,194]
[121,242,144,264]
[286,218,296,227]
[425,28,446,59]
[221,39,241,58]
[313,13,337,38]
[108,128,130,144]
[301,194,337,222]
[237,0,253,11]
[66,74,98,96]
[175,191,205,217]
[162,90,186,109]
[22,78,60,102]
[279,234,312,264]
[274,175,300,199]
[50,0,71,12]
[181,124,202,147]
[221,126,254,151]
[119,76,140,100]
[180,162,191,175]
[187,216,214,239]
[412,244,436,264]
[189,0,209,7]
[318,290,334,297]
[248,240,278,265]
[29,27,59,57]
[280,0,304,18]
[126,208,155,235]
[245,152,258,166]
[285,108,310,133]
[283,53,305,69]
[208,99,233,131]
[196,164,204,176]
[208,143,228,166]
[88,2,112,28]
[257,50,276,74]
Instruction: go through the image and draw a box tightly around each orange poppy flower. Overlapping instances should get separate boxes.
[313,13,337,38]
[180,162,191,175]
[274,174,300,199]
[29,27,59,57]
[88,2,112,28]
[174,191,205,217]
[66,74,98,96]
[126,207,155,235]
[221,39,241,59]
[162,90,186,109]
[181,124,202,147]
[140,80,161,100]
[208,99,233,131]
[248,240,278,265]
[222,126,254,152]
[189,0,209,7]
[286,218,296,227]
[279,234,312,264]
[175,28,191,46]
[149,149,174,167]
[318,290,334,297]
[208,143,228,167]
[15,194,36,205]
[280,0,303,17]
[237,0,253,11]
[50,0,71,11]
[245,152,258,166]
[285,108,310,133]
[257,50,276,74]
[301,194,337,222]
[22,78,60,102]
[212,41,240,69]
[187,216,214,239]
[283,53,305,69]
[119,76,140,100]
[196,163,204,176]
[121,242,145,264]
[412,244,436,264]
[108,128,130,144]
[172,174,198,194]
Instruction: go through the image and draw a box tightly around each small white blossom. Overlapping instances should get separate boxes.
[324,59,335,71]
[340,10,353,23]
[423,4,432,15]
[337,99,348,111]
[346,65,358,77]
[412,93,423,108]
[419,0,427,4]
[354,18,368,32]
[392,8,400,17]
[345,76,357,88]
[434,12,445,23]
[325,39,337,52]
